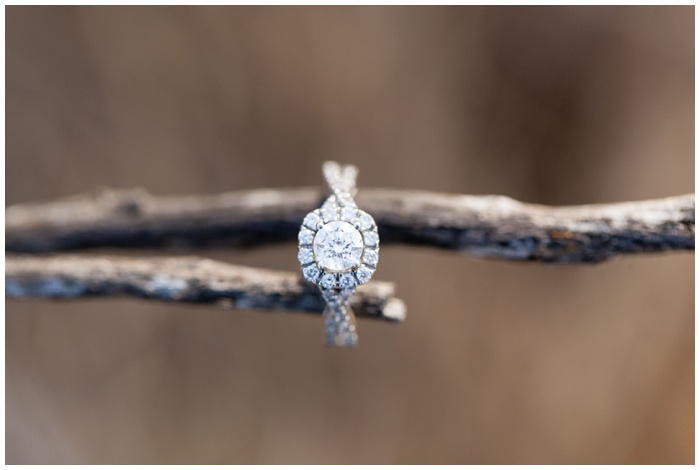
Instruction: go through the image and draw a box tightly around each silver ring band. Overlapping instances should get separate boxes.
[298,162,380,347]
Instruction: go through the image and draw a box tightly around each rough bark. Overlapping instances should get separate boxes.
[5,255,406,322]
[6,187,694,263]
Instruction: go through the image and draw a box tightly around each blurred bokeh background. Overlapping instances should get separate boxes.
[5,6,694,464]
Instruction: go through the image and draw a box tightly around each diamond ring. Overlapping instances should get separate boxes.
[298,161,379,347]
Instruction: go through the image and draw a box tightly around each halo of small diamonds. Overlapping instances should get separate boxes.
[298,202,379,287]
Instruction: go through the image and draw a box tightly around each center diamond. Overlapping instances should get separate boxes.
[313,221,364,272]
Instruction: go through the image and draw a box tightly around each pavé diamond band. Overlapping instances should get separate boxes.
[298,161,379,347]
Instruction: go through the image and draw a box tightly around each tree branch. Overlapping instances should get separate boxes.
[6,188,694,263]
[5,255,406,322]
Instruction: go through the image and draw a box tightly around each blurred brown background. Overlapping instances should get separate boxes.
[5,6,694,464]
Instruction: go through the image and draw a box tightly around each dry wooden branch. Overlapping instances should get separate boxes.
[6,188,694,263]
[5,255,406,322]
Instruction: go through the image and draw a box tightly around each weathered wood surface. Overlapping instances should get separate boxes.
[5,188,694,263]
[5,255,406,322]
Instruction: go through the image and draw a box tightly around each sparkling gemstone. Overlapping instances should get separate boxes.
[321,204,339,222]
[339,273,357,288]
[359,212,374,230]
[297,248,314,265]
[363,249,378,266]
[337,194,353,207]
[298,229,315,245]
[313,221,364,272]
[340,206,357,222]
[356,265,373,284]
[303,212,321,230]
[363,230,379,246]
[319,273,337,289]
[303,265,320,283]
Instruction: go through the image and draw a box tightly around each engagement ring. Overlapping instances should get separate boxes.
[298,161,379,347]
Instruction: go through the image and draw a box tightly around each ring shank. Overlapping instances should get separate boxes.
[323,161,358,197]
[321,286,358,347]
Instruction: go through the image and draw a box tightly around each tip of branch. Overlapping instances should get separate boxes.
[383,298,407,322]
